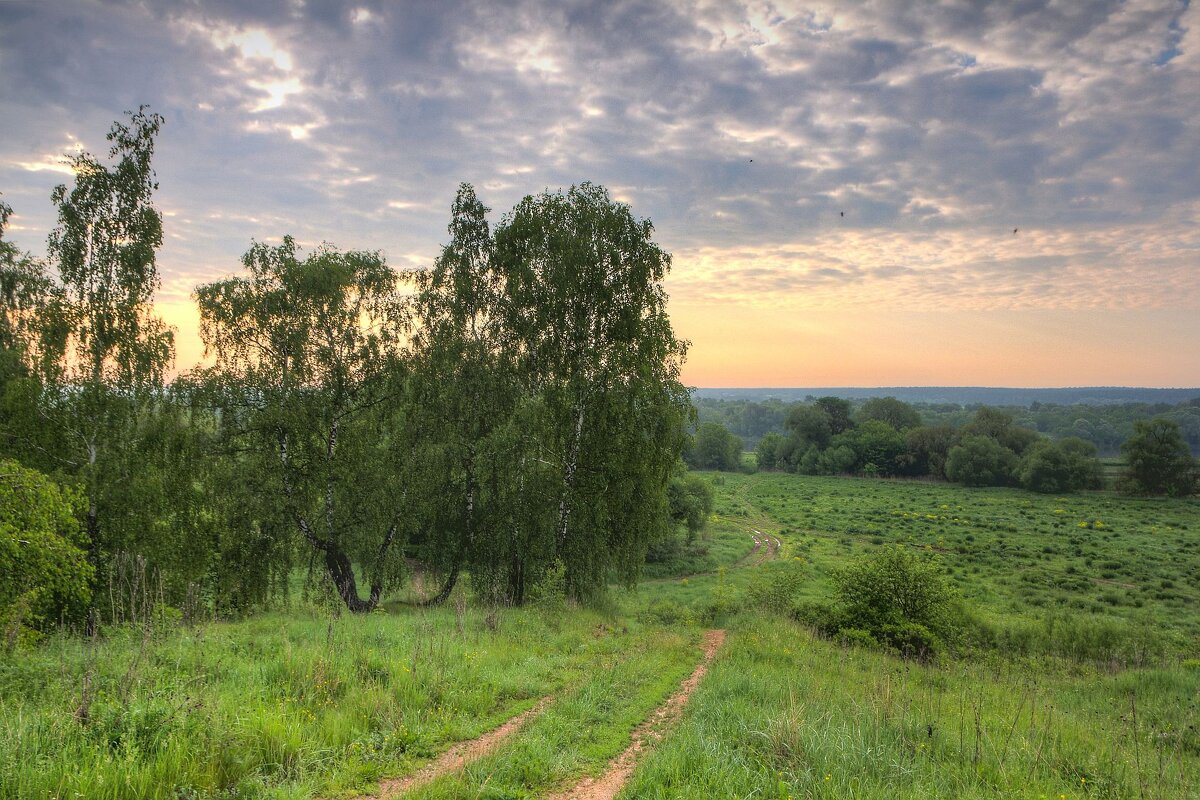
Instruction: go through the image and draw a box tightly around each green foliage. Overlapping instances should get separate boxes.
[856,396,921,431]
[945,434,1017,487]
[831,546,958,657]
[814,396,854,434]
[1019,438,1104,493]
[667,467,714,540]
[744,558,806,614]
[687,421,743,471]
[9,109,178,624]
[1120,418,1197,496]
[832,419,907,476]
[0,460,92,644]
[695,394,1200,459]
[194,237,409,613]
[901,424,956,479]
[961,407,1039,455]
[492,182,690,601]
[754,431,785,471]
[0,196,48,362]
[784,404,833,453]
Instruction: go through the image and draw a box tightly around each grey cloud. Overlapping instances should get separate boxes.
[0,0,1196,315]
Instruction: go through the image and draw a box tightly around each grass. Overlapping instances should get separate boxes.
[708,471,1200,653]
[414,628,700,797]
[0,601,674,799]
[624,616,1200,799]
[3,470,1200,798]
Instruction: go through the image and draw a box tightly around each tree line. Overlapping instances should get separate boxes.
[694,395,1200,456]
[0,110,694,642]
[689,396,1198,496]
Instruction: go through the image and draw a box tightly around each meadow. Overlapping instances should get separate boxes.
[3,471,1199,798]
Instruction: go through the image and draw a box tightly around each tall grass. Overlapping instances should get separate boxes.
[625,617,1200,799]
[0,603,659,799]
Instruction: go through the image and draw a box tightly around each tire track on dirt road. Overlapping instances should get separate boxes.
[349,696,553,799]
[543,629,727,800]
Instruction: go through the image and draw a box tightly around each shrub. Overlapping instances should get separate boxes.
[0,460,92,647]
[834,627,878,649]
[945,435,1017,487]
[831,545,959,658]
[638,598,690,626]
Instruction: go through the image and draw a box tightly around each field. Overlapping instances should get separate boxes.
[3,472,1199,799]
[709,472,1200,651]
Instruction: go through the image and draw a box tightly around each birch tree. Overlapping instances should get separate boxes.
[194,238,409,612]
[493,182,689,600]
[32,108,175,575]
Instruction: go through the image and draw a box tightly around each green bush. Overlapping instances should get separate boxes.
[833,626,878,649]
[946,435,1018,487]
[0,460,92,646]
[638,598,690,626]
[831,545,959,658]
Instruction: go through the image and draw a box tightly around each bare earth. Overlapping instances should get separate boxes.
[749,529,781,565]
[355,696,553,799]
[545,628,728,800]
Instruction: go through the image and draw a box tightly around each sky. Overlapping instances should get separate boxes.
[1,0,1198,388]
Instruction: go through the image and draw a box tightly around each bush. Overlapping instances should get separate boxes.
[834,627,878,649]
[698,566,739,624]
[0,460,92,647]
[878,621,941,660]
[946,435,1017,487]
[831,546,960,659]
[638,598,690,626]
[1120,418,1197,496]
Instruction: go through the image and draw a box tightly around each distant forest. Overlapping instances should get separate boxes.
[693,386,1200,407]
[694,394,1200,456]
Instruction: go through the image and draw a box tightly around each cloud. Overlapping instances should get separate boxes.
[0,0,1196,364]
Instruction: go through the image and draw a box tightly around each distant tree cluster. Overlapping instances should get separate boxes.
[695,394,1200,456]
[745,396,1178,494]
[0,110,692,632]
[683,421,743,471]
[693,394,1196,496]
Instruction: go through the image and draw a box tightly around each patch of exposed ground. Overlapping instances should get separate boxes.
[750,529,781,565]
[544,629,727,800]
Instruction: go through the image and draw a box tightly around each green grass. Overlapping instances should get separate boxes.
[624,616,1200,799]
[0,602,669,799]
[414,628,700,798]
[707,471,1200,654]
[4,470,1200,798]
[640,523,756,579]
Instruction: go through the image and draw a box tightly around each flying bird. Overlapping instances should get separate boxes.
[1013,228,1018,235]
[840,211,845,217]
[749,159,753,163]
